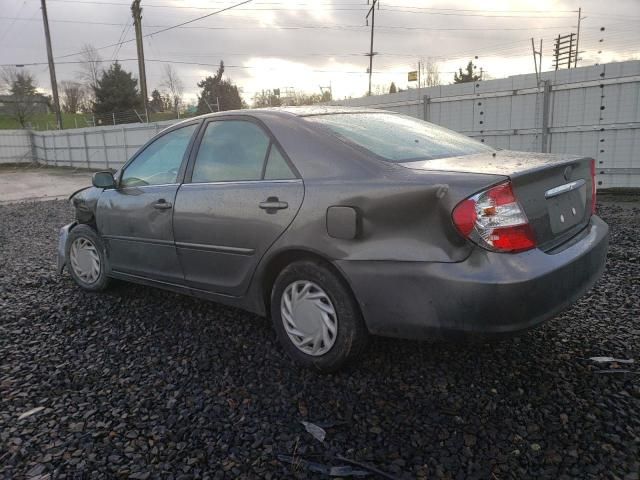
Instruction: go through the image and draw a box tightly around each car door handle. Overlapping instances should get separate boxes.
[259,197,288,211]
[152,199,173,210]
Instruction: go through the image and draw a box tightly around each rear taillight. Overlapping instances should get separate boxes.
[590,158,597,214]
[452,181,536,253]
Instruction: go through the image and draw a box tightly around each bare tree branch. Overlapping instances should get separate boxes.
[59,80,86,113]
[160,64,184,114]
[77,43,103,93]
[422,58,441,87]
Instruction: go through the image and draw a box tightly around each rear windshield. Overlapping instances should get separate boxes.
[305,112,493,162]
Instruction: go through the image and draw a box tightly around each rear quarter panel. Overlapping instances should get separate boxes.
[265,169,506,264]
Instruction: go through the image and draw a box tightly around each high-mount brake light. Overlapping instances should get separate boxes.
[452,181,536,253]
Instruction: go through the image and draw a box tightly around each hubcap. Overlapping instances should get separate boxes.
[281,281,338,356]
[70,237,101,284]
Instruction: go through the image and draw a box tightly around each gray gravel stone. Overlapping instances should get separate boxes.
[0,198,638,479]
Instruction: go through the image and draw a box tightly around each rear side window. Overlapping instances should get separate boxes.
[192,120,270,182]
[305,113,493,162]
[264,145,296,180]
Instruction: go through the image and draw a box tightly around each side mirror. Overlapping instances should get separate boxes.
[92,171,116,189]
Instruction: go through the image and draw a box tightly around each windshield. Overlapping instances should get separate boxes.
[305,112,493,162]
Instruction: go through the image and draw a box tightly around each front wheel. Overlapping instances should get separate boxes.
[270,260,368,372]
[66,224,110,292]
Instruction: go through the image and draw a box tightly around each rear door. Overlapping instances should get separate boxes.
[97,122,199,283]
[173,117,304,296]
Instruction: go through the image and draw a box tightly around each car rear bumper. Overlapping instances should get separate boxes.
[57,222,76,274]
[336,215,609,339]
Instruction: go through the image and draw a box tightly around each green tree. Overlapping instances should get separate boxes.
[196,61,242,114]
[0,68,42,127]
[93,62,141,115]
[453,61,481,84]
[149,89,164,112]
[389,82,397,94]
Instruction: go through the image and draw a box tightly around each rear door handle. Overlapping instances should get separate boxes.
[153,199,173,210]
[259,197,288,211]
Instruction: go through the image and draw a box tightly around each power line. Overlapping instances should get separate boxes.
[0,1,29,44]
[0,16,588,32]
[53,0,255,60]
[27,0,582,14]
[4,29,637,70]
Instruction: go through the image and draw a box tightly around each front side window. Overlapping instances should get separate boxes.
[192,121,270,183]
[121,123,198,187]
[305,113,493,162]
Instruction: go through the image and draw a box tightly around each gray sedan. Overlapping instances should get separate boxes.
[58,107,609,371]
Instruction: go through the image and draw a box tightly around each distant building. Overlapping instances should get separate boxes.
[0,94,50,115]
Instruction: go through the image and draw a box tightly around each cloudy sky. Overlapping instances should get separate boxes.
[1,0,638,105]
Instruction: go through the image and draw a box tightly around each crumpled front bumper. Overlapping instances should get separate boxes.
[57,222,76,274]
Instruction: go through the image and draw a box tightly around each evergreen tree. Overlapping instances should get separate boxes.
[389,82,397,94]
[453,61,481,84]
[149,89,164,112]
[196,61,242,114]
[93,62,141,114]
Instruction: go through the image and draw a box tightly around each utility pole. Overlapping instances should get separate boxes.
[40,0,63,130]
[417,60,421,89]
[574,7,582,68]
[319,83,332,101]
[365,0,379,96]
[553,33,576,70]
[131,0,149,122]
[531,37,543,84]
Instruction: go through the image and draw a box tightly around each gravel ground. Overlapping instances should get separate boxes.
[1,198,638,480]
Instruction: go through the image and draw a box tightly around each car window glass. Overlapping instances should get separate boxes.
[305,113,493,162]
[121,124,197,187]
[192,121,270,183]
[264,144,296,180]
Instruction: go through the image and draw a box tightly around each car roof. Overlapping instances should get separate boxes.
[193,105,392,121]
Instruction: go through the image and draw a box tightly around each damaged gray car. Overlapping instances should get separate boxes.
[58,107,609,371]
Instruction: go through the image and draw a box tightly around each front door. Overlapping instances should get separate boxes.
[173,118,304,296]
[97,122,199,284]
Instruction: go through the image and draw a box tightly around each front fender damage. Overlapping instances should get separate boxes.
[70,186,101,224]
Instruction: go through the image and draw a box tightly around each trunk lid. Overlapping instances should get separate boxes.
[401,150,595,251]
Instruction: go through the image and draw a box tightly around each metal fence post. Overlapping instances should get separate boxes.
[423,95,431,122]
[122,126,127,167]
[83,131,90,169]
[43,135,49,166]
[28,130,38,164]
[53,134,58,167]
[541,80,552,153]
[101,129,109,170]
[65,132,72,168]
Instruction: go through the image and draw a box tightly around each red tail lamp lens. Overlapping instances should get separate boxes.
[452,181,536,253]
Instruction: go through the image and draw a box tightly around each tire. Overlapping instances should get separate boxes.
[66,224,110,292]
[270,260,368,372]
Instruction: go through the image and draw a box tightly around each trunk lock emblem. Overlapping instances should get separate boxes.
[563,166,573,181]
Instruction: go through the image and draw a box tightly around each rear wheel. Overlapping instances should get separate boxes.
[66,224,110,292]
[270,260,368,372]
